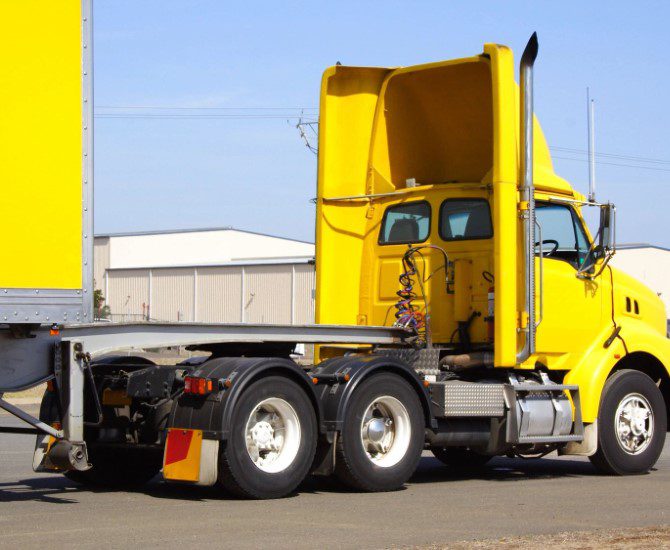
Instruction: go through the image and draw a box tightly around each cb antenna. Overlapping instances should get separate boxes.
[587,87,596,202]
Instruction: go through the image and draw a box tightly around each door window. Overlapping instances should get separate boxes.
[535,203,591,268]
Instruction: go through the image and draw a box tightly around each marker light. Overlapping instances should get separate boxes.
[184,375,214,395]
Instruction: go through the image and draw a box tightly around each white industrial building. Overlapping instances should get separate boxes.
[93,228,315,325]
[612,244,670,318]
[93,230,668,333]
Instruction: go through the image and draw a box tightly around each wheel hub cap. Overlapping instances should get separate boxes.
[245,397,301,474]
[250,421,276,450]
[359,396,411,468]
[615,393,654,455]
[365,417,391,451]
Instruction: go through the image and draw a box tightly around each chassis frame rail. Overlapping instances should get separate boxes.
[0,321,409,445]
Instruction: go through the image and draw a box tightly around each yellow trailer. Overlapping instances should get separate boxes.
[0,0,93,323]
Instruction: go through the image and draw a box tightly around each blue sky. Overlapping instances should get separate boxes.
[93,1,670,246]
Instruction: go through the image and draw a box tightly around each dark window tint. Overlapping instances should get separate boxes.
[535,203,591,268]
[379,202,430,244]
[439,199,492,241]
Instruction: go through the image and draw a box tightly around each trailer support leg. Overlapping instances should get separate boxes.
[0,395,63,438]
[40,340,91,472]
[63,340,86,442]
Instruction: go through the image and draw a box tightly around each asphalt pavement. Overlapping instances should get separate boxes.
[0,409,668,549]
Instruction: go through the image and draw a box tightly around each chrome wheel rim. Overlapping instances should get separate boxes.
[360,395,411,468]
[615,393,654,455]
[245,397,301,473]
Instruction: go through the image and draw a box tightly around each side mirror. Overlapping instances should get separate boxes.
[598,203,616,255]
[578,202,616,278]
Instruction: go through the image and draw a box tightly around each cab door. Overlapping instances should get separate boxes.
[534,202,603,357]
[366,199,433,332]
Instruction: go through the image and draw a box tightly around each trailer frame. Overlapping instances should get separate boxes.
[0,321,409,446]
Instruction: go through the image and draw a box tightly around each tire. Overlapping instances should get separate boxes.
[335,373,424,492]
[218,376,317,499]
[589,369,667,475]
[64,447,162,488]
[431,447,492,470]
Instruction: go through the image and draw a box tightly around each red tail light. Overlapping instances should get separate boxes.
[183,375,214,395]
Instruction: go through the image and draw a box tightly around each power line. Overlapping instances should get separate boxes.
[92,108,670,173]
[94,105,319,121]
[552,155,670,173]
[551,146,670,166]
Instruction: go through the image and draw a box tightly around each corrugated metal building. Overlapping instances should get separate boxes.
[94,228,315,325]
[612,243,670,319]
[94,231,668,334]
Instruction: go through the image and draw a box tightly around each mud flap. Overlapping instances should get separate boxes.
[560,421,598,456]
[163,428,219,486]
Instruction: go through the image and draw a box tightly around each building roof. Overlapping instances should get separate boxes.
[95,227,315,270]
[95,226,313,245]
[617,243,670,252]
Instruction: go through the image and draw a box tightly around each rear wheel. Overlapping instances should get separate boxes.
[589,369,666,475]
[218,376,317,499]
[335,373,424,492]
[431,447,492,470]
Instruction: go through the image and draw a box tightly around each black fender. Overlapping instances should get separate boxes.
[312,354,436,433]
[169,356,324,441]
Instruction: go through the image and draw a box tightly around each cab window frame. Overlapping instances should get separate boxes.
[438,198,493,242]
[378,200,432,246]
[534,201,592,269]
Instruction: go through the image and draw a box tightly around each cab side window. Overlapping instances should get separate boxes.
[439,199,492,241]
[535,203,590,268]
[379,201,431,245]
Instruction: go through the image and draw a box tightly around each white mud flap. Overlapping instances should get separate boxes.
[560,421,598,456]
[197,439,219,486]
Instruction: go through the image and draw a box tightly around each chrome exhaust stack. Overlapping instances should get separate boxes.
[517,32,539,364]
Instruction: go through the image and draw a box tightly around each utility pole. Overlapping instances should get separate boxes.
[587,87,596,202]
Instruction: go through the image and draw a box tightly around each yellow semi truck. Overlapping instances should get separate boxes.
[0,2,667,499]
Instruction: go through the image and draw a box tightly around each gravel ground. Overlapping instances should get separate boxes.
[421,526,670,549]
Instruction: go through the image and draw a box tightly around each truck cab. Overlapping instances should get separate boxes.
[315,37,670,474]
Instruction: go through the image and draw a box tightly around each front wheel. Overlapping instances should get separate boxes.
[335,373,424,492]
[218,376,317,499]
[589,369,667,475]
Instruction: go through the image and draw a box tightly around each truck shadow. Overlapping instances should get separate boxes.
[0,455,644,504]
[0,476,81,504]
[302,455,606,495]
[409,455,599,484]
